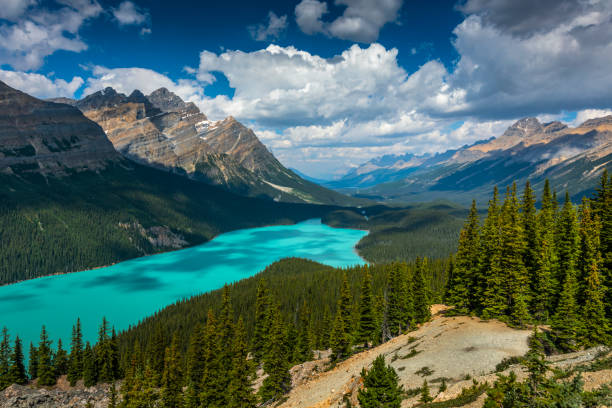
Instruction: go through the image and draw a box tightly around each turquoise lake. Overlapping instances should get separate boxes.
[0,219,367,350]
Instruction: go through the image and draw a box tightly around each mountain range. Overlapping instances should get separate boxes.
[50,87,356,206]
[0,80,345,284]
[326,117,612,204]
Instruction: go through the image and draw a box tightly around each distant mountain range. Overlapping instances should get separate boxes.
[326,117,612,204]
[50,87,357,206]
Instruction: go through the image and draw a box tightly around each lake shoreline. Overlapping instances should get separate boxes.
[2,218,369,289]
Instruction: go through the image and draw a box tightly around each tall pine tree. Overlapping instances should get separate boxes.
[67,318,83,386]
[578,199,610,346]
[447,200,480,313]
[37,326,55,386]
[9,336,27,385]
[228,317,257,408]
[357,269,376,347]
[160,335,182,408]
[480,187,505,319]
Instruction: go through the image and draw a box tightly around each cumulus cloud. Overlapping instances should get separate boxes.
[112,1,148,26]
[82,66,205,101]
[447,2,612,118]
[295,0,403,42]
[0,0,37,21]
[0,69,84,98]
[248,12,288,41]
[295,0,328,35]
[456,0,588,37]
[572,109,612,126]
[0,0,102,70]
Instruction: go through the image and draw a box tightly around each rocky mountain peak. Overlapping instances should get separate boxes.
[76,87,128,111]
[580,115,612,128]
[503,117,543,138]
[542,121,568,133]
[147,88,186,112]
[0,80,120,175]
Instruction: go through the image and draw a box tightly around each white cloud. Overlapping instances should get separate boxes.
[0,0,102,70]
[0,0,36,21]
[248,12,288,41]
[295,0,403,42]
[82,66,205,101]
[112,1,148,26]
[447,2,612,118]
[295,0,328,35]
[572,109,612,127]
[0,69,84,99]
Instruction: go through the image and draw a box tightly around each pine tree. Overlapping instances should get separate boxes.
[252,278,271,362]
[9,336,27,385]
[228,317,257,408]
[480,187,505,319]
[593,170,612,319]
[413,257,431,323]
[109,328,120,380]
[216,285,234,406]
[447,201,480,313]
[339,271,353,340]
[199,310,223,407]
[53,338,69,376]
[37,326,55,386]
[160,335,182,408]
[500,184,530,326]
[0,328,10,389]
[132,364,158,408]
[521,181,540,298]
[555,192,580,307]
[148,325,165,386]
[82,342,97,387]
[320,305,332,349]
[296,301,313,362]
[357,269,376,347]
[183,323,205,407]
[579,200,610,346]
[551,270,581,351]
[420,380,433,403]
[28,343,38,380]
[386,263,407,335]
[67,318,83,386]
[532,179,557,322]
[96,317,115,383]
[330,301,350,361]
[357,355,403,408]
[259,304,291,404]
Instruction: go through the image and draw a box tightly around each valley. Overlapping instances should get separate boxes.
[1,5,612,404]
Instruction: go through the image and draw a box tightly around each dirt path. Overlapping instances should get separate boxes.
[279,305,532,408]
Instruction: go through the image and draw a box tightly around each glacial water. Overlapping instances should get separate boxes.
[0,219,367,350]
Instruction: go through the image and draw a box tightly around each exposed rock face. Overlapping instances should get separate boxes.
[0,81,121,175]
[1,383,114,408]
[75,87,352,204]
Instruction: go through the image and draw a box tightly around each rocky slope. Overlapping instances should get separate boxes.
[0,81,121,175]
[60,88,356,205]
[329,117,612,204]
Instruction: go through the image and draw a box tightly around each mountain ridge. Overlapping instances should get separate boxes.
[54,87,359,206]
[328,116,612,204]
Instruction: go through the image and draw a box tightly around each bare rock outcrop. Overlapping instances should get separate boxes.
[0,81,121,175]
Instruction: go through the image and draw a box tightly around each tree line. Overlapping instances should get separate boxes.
[446,173,612,350]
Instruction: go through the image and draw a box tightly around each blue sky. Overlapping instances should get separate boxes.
[1,0,611,178]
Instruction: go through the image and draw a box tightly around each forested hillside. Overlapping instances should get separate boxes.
[325,202,466,263]
[0,174,609,406]
[446,172,612,351]
[0,164,337,285]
